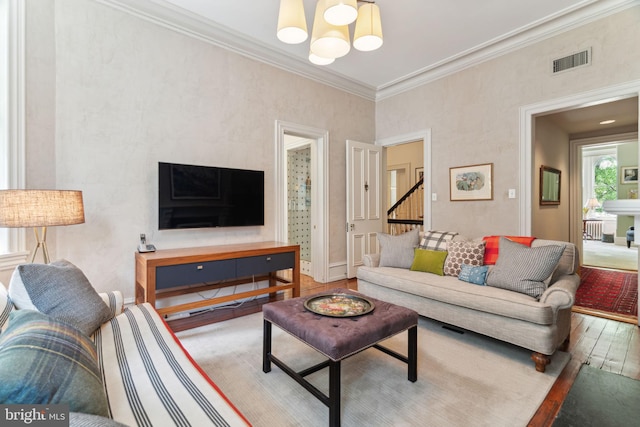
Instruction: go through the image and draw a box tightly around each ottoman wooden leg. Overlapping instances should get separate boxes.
[408,325,417,382]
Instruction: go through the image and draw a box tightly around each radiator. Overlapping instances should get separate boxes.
[584,220,603,240]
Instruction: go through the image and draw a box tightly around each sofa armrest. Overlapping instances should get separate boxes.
[99,291,125,317]
[363,253,381,268]
[539,274,580,310]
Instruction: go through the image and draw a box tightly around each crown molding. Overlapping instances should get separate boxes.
[375,0,640,100]
[96,0,377,100]
[97,0,639,103]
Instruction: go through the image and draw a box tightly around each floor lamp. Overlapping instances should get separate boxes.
[0,190,85,263]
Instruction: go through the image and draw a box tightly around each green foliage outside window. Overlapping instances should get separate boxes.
[593,156,617,211]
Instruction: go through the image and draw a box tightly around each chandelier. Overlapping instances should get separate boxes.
[277,0,383,66]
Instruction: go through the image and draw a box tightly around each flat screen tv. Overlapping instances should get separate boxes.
[158,162,264,230]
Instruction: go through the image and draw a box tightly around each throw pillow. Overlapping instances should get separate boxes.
[69,413,128,427]
[443,240,486,276]
[0,282,15,332]
[8,260,113,336]
[482,235,536,265]
[419,230,458,251]
[378,227,420,269]
[0,310,109,416]
[410,248,448,276]
[458,264,489,285]
[485,237,565,298]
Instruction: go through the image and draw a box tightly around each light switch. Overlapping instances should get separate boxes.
[432,193,437,201]
[508,189,516,199]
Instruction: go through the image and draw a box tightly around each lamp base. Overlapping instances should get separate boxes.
[30,226,50,264]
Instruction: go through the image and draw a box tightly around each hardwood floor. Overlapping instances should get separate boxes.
[171,274,640,426]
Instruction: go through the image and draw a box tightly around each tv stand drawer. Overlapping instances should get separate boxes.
[156,259,236,290]
[236,252,295,276]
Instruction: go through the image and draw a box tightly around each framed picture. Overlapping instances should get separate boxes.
[450,163,493,201]
[415,167,424,184]
[539,165,561,205]
[621,166,638,184]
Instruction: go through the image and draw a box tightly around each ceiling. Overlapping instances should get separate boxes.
[545,97,639,135]
[120,0,638,99]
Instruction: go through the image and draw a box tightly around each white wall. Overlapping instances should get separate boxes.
[20,0,374,297]
[376,6,640,238]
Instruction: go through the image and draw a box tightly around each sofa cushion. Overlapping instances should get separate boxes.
[458,264,489,285]
[9,260,113,336]
[0,310,109,416]
[419,230,458,251]
[411,248,447,276]
[443,239,486,276]
[482,235,536,265]
[377,227,420,268]
[486,237,565,298]
[532,239,579,277]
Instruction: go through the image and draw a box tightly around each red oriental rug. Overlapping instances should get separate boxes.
[574,267,638,322]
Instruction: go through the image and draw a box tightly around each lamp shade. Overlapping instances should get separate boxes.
[309,50,336,65]
[323,0,358,26]
[0,190,85,227]
[310,0,350,59]
[277,0,308,44]
[353,3,383,52]
[585,198,600,209]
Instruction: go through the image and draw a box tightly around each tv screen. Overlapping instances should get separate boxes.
[158,162,264,229]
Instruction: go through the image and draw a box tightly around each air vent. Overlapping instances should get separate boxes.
[552,48,591,74]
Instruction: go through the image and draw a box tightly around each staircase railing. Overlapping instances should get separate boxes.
[387,178,424,235]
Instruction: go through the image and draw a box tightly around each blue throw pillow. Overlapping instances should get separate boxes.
[0,310,109,416]
[458,264,489,285]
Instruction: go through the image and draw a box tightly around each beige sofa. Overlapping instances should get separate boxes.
[357,238,580,372]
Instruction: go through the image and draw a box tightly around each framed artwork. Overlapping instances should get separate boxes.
[621,166,638,184]
[449,163,493,201]
[539,165,561,205]
[415,167,424,184]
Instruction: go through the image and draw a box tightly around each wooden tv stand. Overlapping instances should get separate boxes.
[135,241,300,317]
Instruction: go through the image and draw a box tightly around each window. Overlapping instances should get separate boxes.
[0,0,26,263]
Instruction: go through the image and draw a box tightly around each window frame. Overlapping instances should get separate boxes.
[0,0,28,270]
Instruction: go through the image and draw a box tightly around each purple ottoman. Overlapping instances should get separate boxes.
[262,288,418,427]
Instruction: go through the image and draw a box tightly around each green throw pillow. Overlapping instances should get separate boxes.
[0,310,109,416]
[410,248,448,276]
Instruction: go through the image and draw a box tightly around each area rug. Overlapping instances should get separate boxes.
[575,267,638,317]
[553,364,640,426]
[176,313,569,427]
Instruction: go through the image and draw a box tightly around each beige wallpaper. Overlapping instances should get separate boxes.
[22,0,374,296]
[376,6,640,238]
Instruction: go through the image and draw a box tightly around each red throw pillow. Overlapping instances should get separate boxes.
[482,235,536,265]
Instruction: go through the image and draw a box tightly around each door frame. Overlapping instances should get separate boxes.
[377,129,433,231]
[519,79,640,241]
[275,120,329,283]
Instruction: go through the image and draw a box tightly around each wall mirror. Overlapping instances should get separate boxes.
[540,165,561,205]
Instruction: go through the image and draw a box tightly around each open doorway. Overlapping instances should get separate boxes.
[386,141,424,234]
[276,121,329,283]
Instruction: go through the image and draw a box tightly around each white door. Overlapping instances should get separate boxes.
[346,140,383,278]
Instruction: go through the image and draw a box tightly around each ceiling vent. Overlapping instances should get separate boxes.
[552,48,591,74]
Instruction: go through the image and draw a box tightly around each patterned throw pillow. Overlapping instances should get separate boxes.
[0,310,109,416]
[458,264,489,285]
[0,282,15,332]
[9,260,114,336]
[419,230,458,251]
[410,248,448,276]
[443,240,486,276]
[482,235,536,265]
[378,227,420,269]
[485,237,565,298]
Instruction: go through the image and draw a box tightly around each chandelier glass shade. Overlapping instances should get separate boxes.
[277,0,308,44]
[323,0,358,26]
[277,0,383,65]
[353,3,383,51]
